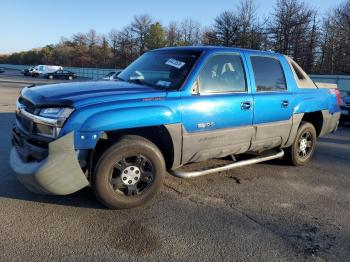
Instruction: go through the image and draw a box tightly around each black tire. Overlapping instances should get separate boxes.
[68,75,73,80]
[92,135,165,209]
[48,75,54,80]
[286,121,317,166]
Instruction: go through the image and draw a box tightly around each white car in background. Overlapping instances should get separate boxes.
[102,70,123,80]
[31,65,63,77]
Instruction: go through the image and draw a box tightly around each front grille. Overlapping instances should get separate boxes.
[12,127,48,162]
[16,113,33,133]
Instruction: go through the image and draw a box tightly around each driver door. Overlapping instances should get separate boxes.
[181,52,254,164]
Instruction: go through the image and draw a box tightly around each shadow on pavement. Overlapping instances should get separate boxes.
[0,112,104,209]
[318,136,350,145]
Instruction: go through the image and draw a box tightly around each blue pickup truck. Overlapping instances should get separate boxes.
[10,47,341,209]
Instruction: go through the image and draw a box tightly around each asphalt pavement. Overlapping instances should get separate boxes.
[0,70,349,261]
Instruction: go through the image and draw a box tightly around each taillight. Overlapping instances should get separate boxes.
[329,89,341,106]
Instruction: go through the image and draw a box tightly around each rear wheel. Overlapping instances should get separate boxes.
[92,135,165,209]
[286,122,317,166]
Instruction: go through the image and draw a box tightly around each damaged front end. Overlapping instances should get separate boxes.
[10,96,89,195]
[10,132,89,195]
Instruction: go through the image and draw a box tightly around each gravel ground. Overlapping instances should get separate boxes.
[0,70,349,261]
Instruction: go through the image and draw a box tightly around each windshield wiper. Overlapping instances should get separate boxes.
[115,76,125,82]
[128,79,156,88]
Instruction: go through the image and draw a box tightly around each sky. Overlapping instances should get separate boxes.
[0,0,344,54]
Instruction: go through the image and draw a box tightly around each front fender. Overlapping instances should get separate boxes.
[80,106,177,131]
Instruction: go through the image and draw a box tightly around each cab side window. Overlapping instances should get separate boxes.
[198,54,247,93]
[250,56,287,92]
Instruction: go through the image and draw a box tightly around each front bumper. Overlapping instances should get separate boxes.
[10,132,89,195]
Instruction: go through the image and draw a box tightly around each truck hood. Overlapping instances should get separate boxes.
[21,81,167,108]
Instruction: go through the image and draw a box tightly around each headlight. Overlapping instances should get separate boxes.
[35,107,74,138]
[39,107,74,120]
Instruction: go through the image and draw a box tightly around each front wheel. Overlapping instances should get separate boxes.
[286,122,317,166]
[92,135,165,209]
[68,75,73,80]
[48,75,54,80]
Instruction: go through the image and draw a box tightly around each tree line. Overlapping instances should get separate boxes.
[1,0,349,75]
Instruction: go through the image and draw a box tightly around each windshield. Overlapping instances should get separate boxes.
[118,50,202,89]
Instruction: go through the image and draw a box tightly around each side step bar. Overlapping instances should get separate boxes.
[170,149,284,178]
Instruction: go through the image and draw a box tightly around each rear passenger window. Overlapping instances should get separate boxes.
[198,54,247,93]
[251,56,287,92]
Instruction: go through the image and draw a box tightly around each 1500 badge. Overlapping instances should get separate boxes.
[197,122,215,128]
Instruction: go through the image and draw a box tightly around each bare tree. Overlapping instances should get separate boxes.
[331,0,350,74]
[72,33,88,47]
[202,26,220,45]
[205,0,265,48]
[85,29,101,66]
[304,13,318,73]
[119,26,137,68]
[131,14,153,55]
[71,32,89,66]
[109,30,119,57]
[100,35,110,67]
[166,21,181,46]
[179,18,202,45]
[268,0,318,72]
[212,11,239,46]
[237,0,257,48]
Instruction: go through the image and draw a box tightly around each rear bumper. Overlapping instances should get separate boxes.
[10,132,89,195]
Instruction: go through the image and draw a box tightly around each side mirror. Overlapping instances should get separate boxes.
[191,78,200,95]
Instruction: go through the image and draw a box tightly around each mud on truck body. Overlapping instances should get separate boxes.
[10,47,341,209]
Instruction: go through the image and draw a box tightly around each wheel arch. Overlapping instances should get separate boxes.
[90,125,181,178]
[284,111,323,148]
[301,111,323,136]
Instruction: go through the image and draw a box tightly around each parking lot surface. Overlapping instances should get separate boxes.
[0,70,349,261]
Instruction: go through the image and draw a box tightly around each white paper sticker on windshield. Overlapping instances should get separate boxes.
[166,58,186,69]
[156,80,171,87]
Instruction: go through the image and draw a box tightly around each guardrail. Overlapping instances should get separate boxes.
[0,64,121,80]
[1,64,349,90]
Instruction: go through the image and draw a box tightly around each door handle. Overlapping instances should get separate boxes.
[281,100,289,108]
[241,101,252,110]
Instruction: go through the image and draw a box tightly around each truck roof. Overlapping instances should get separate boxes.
[154,46,281,56]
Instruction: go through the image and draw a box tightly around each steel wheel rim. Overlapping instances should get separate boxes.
[108,154,154,197]
[297,131,313,159]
